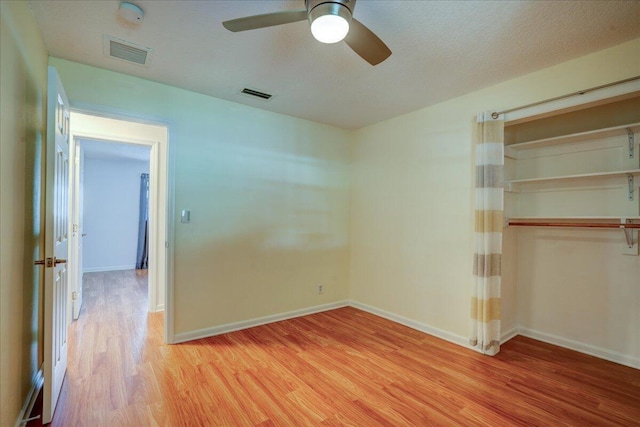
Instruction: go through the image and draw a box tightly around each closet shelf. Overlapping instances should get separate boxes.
[506,169,640,184]
[503,95,640,255]
[505,122,640,152]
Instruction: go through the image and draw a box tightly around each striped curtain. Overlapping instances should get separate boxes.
[470,115,504,356]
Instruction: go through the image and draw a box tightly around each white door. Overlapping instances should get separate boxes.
[71,141,84,319]
[42,66,71,424]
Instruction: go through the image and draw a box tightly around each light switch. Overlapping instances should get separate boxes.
[181,209,191,224]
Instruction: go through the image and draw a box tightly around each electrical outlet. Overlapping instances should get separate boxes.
[317,284,324,294]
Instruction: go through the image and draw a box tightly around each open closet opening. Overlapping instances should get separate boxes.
[501,91,640,368]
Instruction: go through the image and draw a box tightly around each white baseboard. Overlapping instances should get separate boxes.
[14,367,43,427]
[349,301,470,349]
[501,327,519,344]
[174,300,350,344]
[171,301,639,370]
[518,327,640,369]
[84,265,136,273]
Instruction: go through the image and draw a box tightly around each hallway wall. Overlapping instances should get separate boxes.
[83,156,150,272]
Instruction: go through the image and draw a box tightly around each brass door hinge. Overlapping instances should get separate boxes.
[34,257,67,268]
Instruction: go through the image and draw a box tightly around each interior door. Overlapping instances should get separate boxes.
[42,66,70,424]
[71,141,84,319]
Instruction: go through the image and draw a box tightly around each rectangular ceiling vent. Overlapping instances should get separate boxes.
[241,88,273,100]
[103,35,154,67]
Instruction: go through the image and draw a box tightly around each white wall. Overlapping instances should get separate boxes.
[51,57,352,338]
[0,2,48,425]
[83,155,150,272]
[350,39,640,365]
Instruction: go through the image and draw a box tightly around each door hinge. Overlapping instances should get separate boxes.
[34,257,67,268]
[35,258,54,267]
[72,291,78,300]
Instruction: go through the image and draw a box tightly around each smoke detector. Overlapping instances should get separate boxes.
[118,2,144,23]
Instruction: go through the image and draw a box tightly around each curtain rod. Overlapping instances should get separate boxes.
[491,76,640,119]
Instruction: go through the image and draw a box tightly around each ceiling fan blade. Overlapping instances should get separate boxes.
[223,10,308,32]
[344,18,391,66]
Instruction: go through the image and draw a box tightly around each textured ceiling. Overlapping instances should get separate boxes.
[29,1,640,129]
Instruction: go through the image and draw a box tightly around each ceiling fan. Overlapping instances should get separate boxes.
[222,0,391,66]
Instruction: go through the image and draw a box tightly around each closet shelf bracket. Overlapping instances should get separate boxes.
[629,174,635,201]
[627,127,634,159]
[623,228,634,248]
[622,219,636,248]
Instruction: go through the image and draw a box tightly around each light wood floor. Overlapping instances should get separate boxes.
[45,270,640,426]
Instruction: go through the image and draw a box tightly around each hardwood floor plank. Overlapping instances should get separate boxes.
[35,270,640,427]
[202,363,269,425]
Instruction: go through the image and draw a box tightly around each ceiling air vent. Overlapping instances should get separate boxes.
[241,88,272,100]
[103,35,154,67]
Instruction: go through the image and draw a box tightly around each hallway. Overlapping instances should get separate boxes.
[50,269,163,426]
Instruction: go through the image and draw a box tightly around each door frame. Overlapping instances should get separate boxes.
[68,112,173,340]
[70,141,84,320]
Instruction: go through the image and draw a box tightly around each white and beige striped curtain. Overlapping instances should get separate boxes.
[470,115,504,356]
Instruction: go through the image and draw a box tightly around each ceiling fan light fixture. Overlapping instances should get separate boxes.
[309,2,352,44]
[222,0,391,65]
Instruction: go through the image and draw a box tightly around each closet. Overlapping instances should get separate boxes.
[501,91,640,368]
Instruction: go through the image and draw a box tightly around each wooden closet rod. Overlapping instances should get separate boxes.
[491,76,640,119]
[508,221,640,229]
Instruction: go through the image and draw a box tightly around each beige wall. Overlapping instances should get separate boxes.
[350,39,640,363]
[0,1,49,425]
[50,58,352,337]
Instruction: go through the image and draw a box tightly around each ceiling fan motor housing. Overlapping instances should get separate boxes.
[305,0,356,16]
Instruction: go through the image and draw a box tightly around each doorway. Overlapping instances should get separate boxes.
[69,112,170,331]
[78,138,151,310]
